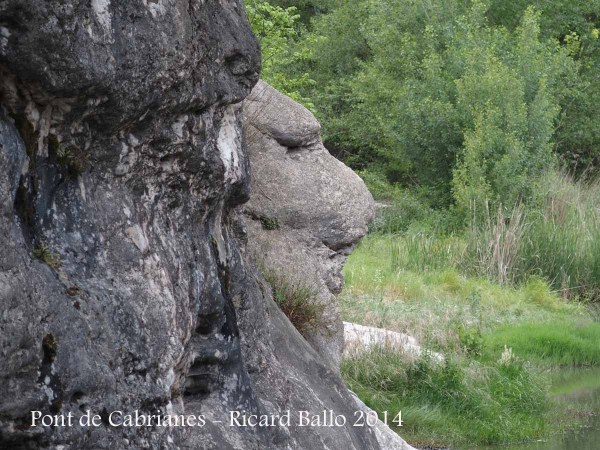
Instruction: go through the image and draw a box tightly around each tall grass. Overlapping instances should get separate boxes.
[388,171,600,301]
[466,203,526,285]
[514,172,600,300]
[261,268,328,335]
[342,348,549,447]
[390,233,467,272]
[342,171,600,448]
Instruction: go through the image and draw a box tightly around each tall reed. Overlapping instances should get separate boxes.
[388,171,600,301]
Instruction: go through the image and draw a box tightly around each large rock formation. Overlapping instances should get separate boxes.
[0,2,384,449]
[243,81,416,450]
[243,80,375,366]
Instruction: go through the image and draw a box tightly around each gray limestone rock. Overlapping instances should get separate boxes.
[244,80,376,367]
[0,2,383,450]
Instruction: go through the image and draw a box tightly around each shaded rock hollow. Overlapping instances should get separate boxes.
[0,1,386,450]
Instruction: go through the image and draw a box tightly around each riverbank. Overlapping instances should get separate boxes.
[340,233,600,448]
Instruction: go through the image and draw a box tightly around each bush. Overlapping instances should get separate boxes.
[358,170,453,234]
[457,324,483,356]
[486,0,600,176]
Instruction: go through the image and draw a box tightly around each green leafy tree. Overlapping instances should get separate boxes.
[486,0,600,175]
[452,6,575,213]
[250,0,590,212]
[286,1,577,211]
[245,0,316,108]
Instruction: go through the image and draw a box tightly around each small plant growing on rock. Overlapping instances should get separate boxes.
[33,243,61,270]
[42,333,58,362]
[57,145,88,176]
[262,268,326,336]
[259,215,280,230]
[49,136,88,177]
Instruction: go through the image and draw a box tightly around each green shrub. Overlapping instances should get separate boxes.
[259,215,280,230]
[284,1,578,207]
[457,324,483,356]
[486,0,600,176]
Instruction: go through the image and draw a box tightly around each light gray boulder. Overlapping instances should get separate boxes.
[244,80,375,366]
[344,322,444,363]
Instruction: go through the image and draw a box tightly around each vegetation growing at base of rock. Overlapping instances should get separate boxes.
[342,349,548,447]
[262,268,327,335]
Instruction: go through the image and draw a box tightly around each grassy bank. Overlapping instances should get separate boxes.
[483,322,600,367]
[343,349,548,447]
[340,172,600,447]
[342,234,591,351]
[341,233,600,446]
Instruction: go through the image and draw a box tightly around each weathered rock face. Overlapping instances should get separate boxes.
[0,2,381,450]
[244,81,375,366]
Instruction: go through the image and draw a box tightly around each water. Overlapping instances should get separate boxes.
[472,368,600,450]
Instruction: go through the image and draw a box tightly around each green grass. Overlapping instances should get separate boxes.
[361,170,600,301]
[340,231,599,447]
[462,172,600,301]
[261,268,328,336]
[342,349,548,447]
[341,234,584,350]
[340,170,600,447]
[482,322,600,367]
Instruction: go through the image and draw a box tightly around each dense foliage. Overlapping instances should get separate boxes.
[245,0,600,300]
[246,0,599,210]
